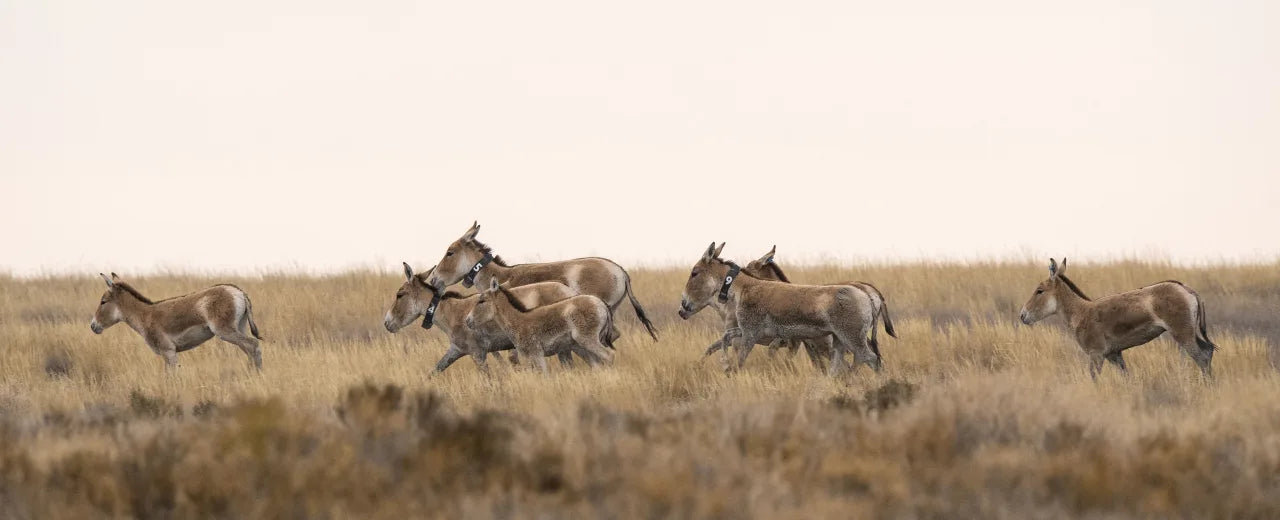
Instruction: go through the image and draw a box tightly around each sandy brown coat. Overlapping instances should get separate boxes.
[466,279,616,374]
[383,263,579,372]
[1019,258,1217,378]
[679,244,877,375]
[90,273,263,369]
[426,222,657,341]
[743,245,897,356]
[687,243,832,370]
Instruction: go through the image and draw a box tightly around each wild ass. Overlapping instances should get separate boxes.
[466,278,616,374]
[688,243,832,370]
[383,263,582,372]
[700,245,899,367]
[426,222,658,342]
[89,273,264,370]
[678,243,879,375]
[1019,258,1217,379]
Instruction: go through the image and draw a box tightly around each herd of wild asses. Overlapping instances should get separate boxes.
[88,222,1218,379]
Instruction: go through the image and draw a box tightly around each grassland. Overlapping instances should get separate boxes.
[1,260,1278,518]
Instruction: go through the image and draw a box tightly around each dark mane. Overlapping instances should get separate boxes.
[113,282,170,305]
[763,262,791,283]
[441,290,468,300]
[495,285,531,312]
[471,239,510,267]
[1058,274,1091,301]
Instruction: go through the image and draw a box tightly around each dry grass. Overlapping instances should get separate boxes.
[1,261,1278,518]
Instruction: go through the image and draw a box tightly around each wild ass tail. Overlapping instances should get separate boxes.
[858,282,898,339]
[625,274,659,341]
[600,305,617,350]
[1193,290,1215,352]
[245,294,264,341]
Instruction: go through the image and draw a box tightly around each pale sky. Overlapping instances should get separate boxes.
[2,0,1277,275]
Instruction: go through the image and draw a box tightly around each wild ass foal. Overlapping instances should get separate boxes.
[383,263,580,372]
[466,279,616,374]
[688,243,833,370]
[743,246,896,356]
[427,222,658,342]
[679,243,878,375]
[89,273,264,370]
[698,245,899,368]
[1019,258,1217,379]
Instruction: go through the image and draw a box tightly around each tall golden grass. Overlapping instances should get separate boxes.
[1,261,1278,518]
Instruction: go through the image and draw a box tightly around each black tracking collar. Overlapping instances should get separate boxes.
[461,252,493,288]
[718,262,741,303]
[420,293,442,329]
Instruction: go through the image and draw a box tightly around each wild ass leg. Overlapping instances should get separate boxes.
[828,334,858,377]
[803,338,830,372]
[727,329,765,370]
[719,329,743,373]
[218,330,263,370]
[735,335,763,369]
[1171,328,1214,378]
[472,349,492,373]
[1087,354,1106,381]
[570,334,615,368]
[702,337,727,359]
[1104,351,1129,375]
[557,351,575,368]
[839,328,880,374]
[433,343,467,373]
[516,342,549,374]
[147,334,180,371]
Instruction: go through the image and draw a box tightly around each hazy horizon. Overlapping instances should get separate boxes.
[3,0,1277,276]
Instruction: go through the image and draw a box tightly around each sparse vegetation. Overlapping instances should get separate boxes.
[0,261,1277,518]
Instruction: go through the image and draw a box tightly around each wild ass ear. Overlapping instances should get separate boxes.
[1057,257,1068,277]
[1048,258,1059,277]
[712,242,726,259]
[110,272,120,280]
[461,221,480,242]
[702,242,718,261]
[100,273,115,289]
[402,262,414,282]
[756,245,777,265]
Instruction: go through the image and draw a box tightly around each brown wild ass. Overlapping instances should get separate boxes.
[690,243,832,370]
[678,243,879,375]
[466,278,616,374]
[426,222,657,341]
[1019,258,1217,379]
[383,263,581,372]
[89,273,264,370]
[701,245,899,367]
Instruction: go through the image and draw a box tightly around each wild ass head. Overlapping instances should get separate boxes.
[427,221,494,289]
[678,242,733,320]
[90,272,127,334]
[741,245,789,282]
[384,262,442,333]
[465,278,529,331]
[1019,258,1087,324]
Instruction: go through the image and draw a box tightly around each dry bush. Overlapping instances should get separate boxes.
[0,261,1277,518]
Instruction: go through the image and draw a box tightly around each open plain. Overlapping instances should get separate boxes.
[1,260,1278,518]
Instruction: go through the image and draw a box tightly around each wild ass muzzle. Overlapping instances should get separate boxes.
[742,245,897,359]
[426,222,658,342]
[678,243,878,375]
[383,263,582,372]
[1019,258,1217,379]
[89,273,264,370]
[466,278,616,374]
